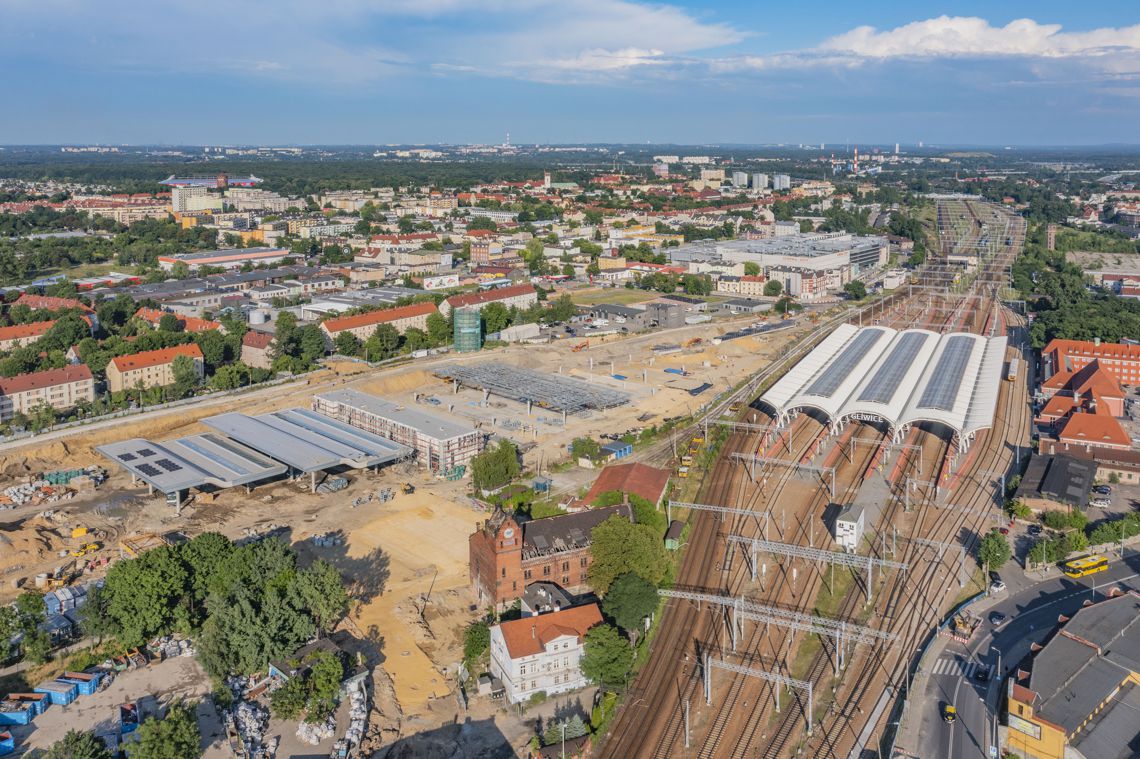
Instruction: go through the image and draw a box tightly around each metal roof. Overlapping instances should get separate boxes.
[97,434,287,494]
[759,325,1009,441]
[313,389,478,441]
[201,409,412,472]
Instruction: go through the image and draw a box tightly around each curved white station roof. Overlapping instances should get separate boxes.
[760,325,1008,440]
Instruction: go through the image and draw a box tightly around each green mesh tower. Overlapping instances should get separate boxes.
[453,307,482,353]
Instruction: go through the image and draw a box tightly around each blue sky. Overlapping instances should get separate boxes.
[2,1,1138,146]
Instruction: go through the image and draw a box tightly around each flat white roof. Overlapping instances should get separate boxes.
[313,389,478,441]
[760,325,1008,440]
[97,434,287,494]
[201,409,412,472]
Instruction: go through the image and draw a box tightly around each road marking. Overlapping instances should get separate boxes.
[932,656,992,680]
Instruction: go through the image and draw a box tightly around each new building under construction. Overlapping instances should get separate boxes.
[434,362,630,420]
[312,389,484,475]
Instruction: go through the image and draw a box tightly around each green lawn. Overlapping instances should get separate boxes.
[570,287,658,306]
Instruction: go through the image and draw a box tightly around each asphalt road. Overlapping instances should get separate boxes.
[915,548,1140,759]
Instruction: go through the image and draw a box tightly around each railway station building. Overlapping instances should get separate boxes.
[469,504,632,609]
[759,324,1008,451]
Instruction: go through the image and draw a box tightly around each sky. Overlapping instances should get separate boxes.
[1,1,1139,146]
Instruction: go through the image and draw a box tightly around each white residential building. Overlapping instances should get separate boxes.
[489,604,603,704]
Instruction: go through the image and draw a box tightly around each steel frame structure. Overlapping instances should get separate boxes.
[727,536,907,602]
[730,453,836,499]
[703,654,814,735]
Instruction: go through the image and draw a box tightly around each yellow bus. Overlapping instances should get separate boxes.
[1062,555,1109,579]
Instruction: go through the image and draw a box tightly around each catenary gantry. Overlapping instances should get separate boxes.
[759,324,1007,448]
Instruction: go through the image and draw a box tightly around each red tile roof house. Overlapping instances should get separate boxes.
[241,330,275,370]
[439,283,538,316]
[133,307,224,334]
[0,365,95,422]
[319,301,438,347]
[106,344,204,393]
[488,602,603,704]
[578,462,672,510]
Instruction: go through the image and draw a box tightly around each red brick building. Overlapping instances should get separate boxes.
[469,504,631,609]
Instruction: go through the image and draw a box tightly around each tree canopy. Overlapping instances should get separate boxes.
[978,530,1012,570]
[602,572,658,636]
[588,515,670,595]
[127,701,201,759]
[580,623,632,686]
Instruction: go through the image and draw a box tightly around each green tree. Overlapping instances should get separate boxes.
[43,730,113,759]
[543,714,589,746]
[588,515,670,595]
[763,280,783,297]
[843,280,867,300]
[743,261,761,276]
[304,650,344,723]
[481,302,511,334]
[294,560,348,634]
[333,331,361,357]
[0,606,19,660]
[100,545,190,646]
[365,323,400,360]
[170,354,199,398]
[580,623,631,686]
[158,313,182,333]
[978,530,1012,571]
[128,701,201,759]
[298,325,327,365]
[403,327,429,352]
[681,273,712,296]
[464,621,490,666]
[270,676,308,721]
[470,439,520,492]
[562,263,575,277]
[545,293,578,323]
[426,312,451,345]
[602,573,658,637]
[570,437,602,462]
[467,216,498,231]
[799,219,813,233]
[193,330,227,369]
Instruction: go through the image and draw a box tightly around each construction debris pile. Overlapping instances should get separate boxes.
[945,611,980,643]
[147,634,195,661]
[230,697,273,757]
[309,533,345,548]
[296,714,336,745]
[0,467,106,508]
[344,678,368,748]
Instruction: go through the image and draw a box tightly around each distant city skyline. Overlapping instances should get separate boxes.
[2,1,1138,145]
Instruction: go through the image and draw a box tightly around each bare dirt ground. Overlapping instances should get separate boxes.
[0,315,802,749]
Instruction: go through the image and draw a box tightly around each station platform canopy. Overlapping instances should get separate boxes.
[200,408,412,473]
[760,324,1008,445]
[97,434,287,495]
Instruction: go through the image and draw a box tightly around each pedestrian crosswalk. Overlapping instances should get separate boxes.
[930,656,993,680]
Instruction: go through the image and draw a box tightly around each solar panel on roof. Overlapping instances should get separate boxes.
[918,335,974,412]
[138,448,156,457]
[857,332,929,404]
[156,459,181,472]
[804,328,886,399]
[119,453,136,462]
[137,463,162,477]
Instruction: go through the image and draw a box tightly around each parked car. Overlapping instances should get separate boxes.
[989,611,1008,627]
[1092,485,1112,495]
[1028,524,1042,536]
[1090,497,1111,508]
[975,667,990,683]
[989,580,1007,594]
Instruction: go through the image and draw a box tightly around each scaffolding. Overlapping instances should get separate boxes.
[436,362,630,416]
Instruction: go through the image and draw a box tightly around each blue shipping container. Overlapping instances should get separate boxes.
[34,680,77,706]
[0,730,15,757]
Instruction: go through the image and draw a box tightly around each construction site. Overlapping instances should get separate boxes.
[596,199,1030,758]
[0,309,805,750]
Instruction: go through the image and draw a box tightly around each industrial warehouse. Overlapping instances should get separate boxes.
[760,324,1008,448]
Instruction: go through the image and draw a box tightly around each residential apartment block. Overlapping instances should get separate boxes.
[489,603,603,704]
[0,365,95,422]
[440,283,538,316]
[106,344,205,393]
[319,301,437,345]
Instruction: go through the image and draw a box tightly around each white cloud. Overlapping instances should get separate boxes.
[818,16,1140,60]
